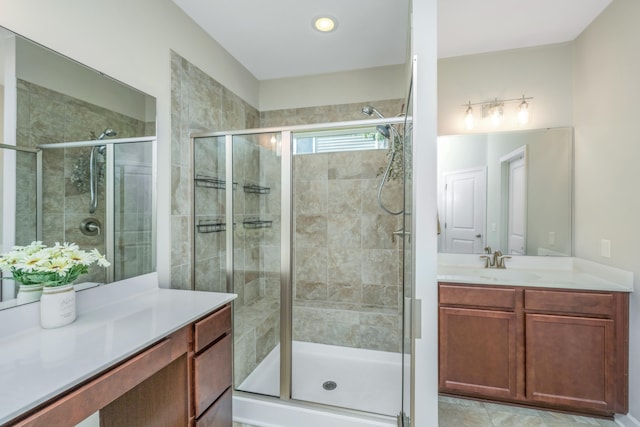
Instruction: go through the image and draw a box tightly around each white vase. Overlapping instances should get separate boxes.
[16,283,44,305]
[40,284,76,329]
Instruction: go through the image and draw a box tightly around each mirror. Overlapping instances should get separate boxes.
[437,127,572,256]
[0,27,157,309]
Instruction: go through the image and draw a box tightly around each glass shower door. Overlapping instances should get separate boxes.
[112,141,155,281]
[231,132,282,398]
[400,83,414,426]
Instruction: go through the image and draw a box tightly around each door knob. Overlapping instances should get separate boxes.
[475,234,482,238]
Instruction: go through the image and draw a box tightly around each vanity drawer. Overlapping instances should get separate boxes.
[524,289,614,317]
[194,334,232,418]
[194,304,232,353]
[195,387,232,427]
[439,283,516,310]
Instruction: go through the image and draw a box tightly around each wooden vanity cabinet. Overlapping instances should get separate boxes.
[438,283,628,416]
[193,304,233,426]
[524,290,628,414]
[439,284,519,399]
[8,303,233,427]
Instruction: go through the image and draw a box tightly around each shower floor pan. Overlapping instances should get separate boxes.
[238,341,403,416]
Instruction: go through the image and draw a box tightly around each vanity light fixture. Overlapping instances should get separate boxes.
[462,95,533,129]
[313,16,338,33]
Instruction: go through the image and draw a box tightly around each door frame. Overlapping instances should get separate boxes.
[499,146,527,254]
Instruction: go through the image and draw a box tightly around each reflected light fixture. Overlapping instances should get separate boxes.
[490,104,503,127]
[517,95,530,125]
[464,102,474,130]
[313,16,337,33]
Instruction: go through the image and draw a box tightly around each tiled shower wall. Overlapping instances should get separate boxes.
[170,52,274,386]
[263,100,406,353]
[16,79,152,282]
[170,50,260,289]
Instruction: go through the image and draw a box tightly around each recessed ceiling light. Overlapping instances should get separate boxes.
[313,16,337,33]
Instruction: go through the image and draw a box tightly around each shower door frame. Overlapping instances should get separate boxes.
[192,116,409,414]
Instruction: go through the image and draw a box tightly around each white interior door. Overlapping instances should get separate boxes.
[443,168,486,254]
[507,157,526,254]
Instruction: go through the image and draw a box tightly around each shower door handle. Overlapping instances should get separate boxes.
[392,229,411,243]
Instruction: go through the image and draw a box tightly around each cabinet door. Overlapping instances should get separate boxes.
[525,314,615,411]
[439,307,518,398]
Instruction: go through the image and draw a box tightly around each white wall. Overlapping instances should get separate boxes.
[0,0,260,287]
[259,64,407,111]
[438,43,573,135]
[573,0,640,421]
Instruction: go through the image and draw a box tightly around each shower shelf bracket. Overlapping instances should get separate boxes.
[243,183,270,194]
[196,219,231,233]
[195,174,237,190]
[242,219,273,229]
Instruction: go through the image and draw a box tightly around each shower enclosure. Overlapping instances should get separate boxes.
[192,113,413,423]
[0,136,156,305]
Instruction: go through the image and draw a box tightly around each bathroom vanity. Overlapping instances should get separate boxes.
[0,274,236,427]
[438,256,632,417]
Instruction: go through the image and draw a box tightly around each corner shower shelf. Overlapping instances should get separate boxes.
[195,174,237,190]
[242,219,273,229]
[197,220,227,233]
[243,183,270,194]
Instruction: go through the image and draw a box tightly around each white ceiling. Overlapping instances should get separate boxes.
[172,0,612,81]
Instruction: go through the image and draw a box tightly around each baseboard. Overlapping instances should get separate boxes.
[615,413,640,427]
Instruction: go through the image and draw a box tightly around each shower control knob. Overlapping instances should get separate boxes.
[80,218,102,236]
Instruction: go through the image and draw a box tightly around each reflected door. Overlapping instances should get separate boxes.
[443,168,486,253]
[507,157,526,255]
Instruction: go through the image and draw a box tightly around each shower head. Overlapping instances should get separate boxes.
[376,124,391,139]
[97,128,117,140]
[361,105,385,119]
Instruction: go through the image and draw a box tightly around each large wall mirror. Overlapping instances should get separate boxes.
[0,27,157,309]
[437,127,573,257]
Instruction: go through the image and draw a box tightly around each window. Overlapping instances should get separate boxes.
[293,127,387,154]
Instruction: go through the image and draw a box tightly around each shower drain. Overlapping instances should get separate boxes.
[322,381,337,391]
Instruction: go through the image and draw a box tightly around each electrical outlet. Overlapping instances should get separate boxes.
[548,232,555,246]
[601,239,611,258]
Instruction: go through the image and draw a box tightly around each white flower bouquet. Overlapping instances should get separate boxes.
[0,241,110,287]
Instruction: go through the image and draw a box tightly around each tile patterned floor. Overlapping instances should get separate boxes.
[438,396,618,427]
[233,396,619,427]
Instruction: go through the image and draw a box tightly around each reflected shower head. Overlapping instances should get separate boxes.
[97,128,117,140]
[376,124,391,139]
[361,105,385,119]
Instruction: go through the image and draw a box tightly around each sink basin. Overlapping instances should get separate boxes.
[477,269,540,282]
[438,266,541,283]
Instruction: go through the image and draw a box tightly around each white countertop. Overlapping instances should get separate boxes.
[0,273,236,425]
[438,254,634,292]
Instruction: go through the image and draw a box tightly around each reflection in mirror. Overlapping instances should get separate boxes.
[437,128,572,256]
[0,27,157,309]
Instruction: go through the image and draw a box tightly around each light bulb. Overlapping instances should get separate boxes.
[313,16,337,32]
[518,96,529,125]
[464,103,474,130]
[491,106,503,127]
